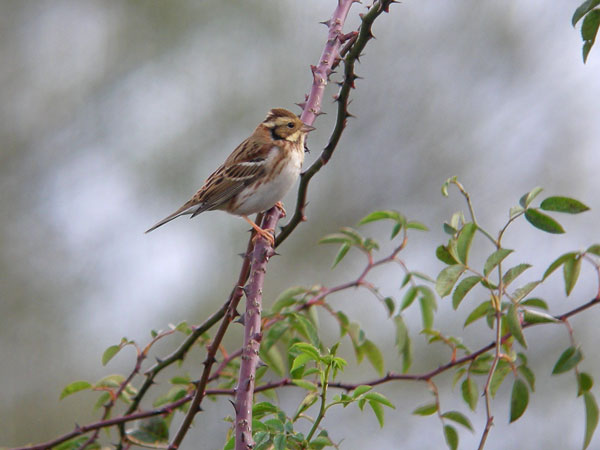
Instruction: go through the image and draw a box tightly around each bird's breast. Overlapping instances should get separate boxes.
[229,144,304,216]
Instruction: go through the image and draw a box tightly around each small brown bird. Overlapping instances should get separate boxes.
[145,108,315,245]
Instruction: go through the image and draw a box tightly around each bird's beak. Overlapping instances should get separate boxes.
[301,124,316,133]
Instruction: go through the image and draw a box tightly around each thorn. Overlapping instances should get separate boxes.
[155,357,163,364]
[235,314,246,326]
[346,111,356,119]
[203,355,217,366]
[320,19,331,27]
[332,94,339,102]
[315,110,326,116]
[295,101,307,110]
[228,399,238,413]
[197,405,203,412]
[310,64,318,74]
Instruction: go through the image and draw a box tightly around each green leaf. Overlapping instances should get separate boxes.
[272,286,307,313]
[223,436,235,450]
[519,186,544,207]
[253,401,278,418]
[441,177,454,196]
[361,339,385,376]
[436,265,465,297]
[443,425,459,450]
[543,252,579,280]
[318,233,352,245]
[552,346,583,374]
[369,400,385,427]
[464,301,492,327]
[584,39,595,62]
[456,223,477,264]
[419,295,435,330]
[582,9,600,42]
[95,374,124,389]
[291,314,320,347]
[509,379,529,422]
[579,372,594,396]
[442,411,474,431]
[291,342,320,361]
[483,248,514,276]
[309,435,333,448]
[540,196,590,214]
[525,209,565,234]
[263,322,289,352]
[60,381,92,400]
[461,378,478,411]
[264,418,285,433]
[359,210,404,225]
[511,281,540,302]
[338,227,364,245]
[573,0,600,26]
[52,437,100,450]
[412,403,438,416]
[260,345,286,377]
[394,315,408,354]
[520,298,548,310]
[584,392,599,449]
[102,345,122,366]
[126,417,169,448]
[436,245,458,265]
[364,391,395,408]
[452,276,481,310]
[563,255,582,296]
[384,297,395,316]
[292,379,318,392]
[401,286,418,311]
[586,244,600,256]
[510,205,525,219]
[502,264,531,287]
[522,309,558,324]
[507,304,527,348]
[518,365,536,392]
[273,434,286,450]
[490,361,512,398]
[332,243,351,268]
[406,221,429,231]
[352,385,373,399]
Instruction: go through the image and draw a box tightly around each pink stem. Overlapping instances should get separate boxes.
[301,0,357,126]
[234,209,281,449]
[234,2,359,448]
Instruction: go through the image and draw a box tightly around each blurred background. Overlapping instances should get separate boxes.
[2,0,599,448]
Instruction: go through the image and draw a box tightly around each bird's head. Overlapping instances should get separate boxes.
[263,108,315,143]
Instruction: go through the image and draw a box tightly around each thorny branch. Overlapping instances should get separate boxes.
[11,225,600,450]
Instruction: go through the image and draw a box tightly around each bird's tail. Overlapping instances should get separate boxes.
[145,211,186,233]
[145,201,200,233]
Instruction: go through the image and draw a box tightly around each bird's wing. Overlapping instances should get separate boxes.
[189,137,273,216]
[145,138,274,233]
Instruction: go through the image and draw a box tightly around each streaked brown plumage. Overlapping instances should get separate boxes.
[145,108,314,244]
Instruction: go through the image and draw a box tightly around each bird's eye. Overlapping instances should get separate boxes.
[287,122,295,128]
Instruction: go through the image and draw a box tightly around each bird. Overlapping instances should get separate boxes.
[145,108,315,245]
